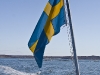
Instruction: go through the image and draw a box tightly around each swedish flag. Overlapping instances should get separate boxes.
[28,0,66,68]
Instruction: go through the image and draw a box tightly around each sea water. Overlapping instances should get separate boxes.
[0,58,100,75]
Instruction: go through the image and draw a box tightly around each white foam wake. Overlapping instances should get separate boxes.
[0,65,41,75]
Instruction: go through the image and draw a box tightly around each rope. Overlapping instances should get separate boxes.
[67,23,76,74]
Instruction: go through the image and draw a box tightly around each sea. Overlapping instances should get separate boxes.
[0,58,100,75]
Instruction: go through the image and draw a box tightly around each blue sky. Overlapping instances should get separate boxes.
[0,0,100,56]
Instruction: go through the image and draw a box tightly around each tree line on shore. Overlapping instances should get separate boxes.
[0,55,100,60]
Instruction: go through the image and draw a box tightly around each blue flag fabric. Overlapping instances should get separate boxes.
[28,0,66,68]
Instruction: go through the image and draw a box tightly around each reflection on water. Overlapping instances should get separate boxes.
[0,58,100,75]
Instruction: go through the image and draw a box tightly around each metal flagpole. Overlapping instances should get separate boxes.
[65,0,80,75]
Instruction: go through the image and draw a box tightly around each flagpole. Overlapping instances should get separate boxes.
[65,0,80,75]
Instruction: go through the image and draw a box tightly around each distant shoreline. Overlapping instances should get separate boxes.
[0,55,100,60]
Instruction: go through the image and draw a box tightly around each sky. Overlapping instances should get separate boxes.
[0,0,100,56]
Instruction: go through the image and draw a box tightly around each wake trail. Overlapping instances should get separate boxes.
[0,65,41,75]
